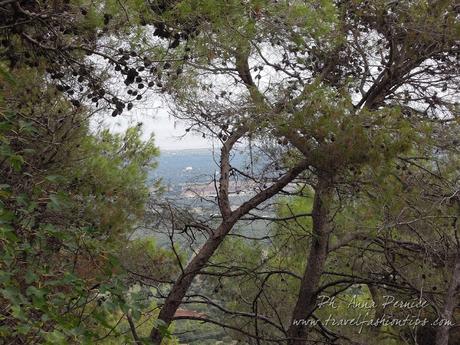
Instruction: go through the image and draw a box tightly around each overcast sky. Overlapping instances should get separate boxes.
[93,98,214,151]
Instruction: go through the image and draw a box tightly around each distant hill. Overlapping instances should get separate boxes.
[140,148,278,246]
[149,148,252,190]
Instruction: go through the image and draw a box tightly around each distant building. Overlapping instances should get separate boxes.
[181,180,258,198]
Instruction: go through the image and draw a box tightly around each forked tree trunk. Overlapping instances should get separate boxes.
[149,221,233,344]
[286,179,332,345]
[149,159,309,344]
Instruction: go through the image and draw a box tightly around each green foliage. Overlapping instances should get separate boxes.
[0,63,15,85]
[1,0,458,344]
[121,237,182,286]
[0,69,159,344]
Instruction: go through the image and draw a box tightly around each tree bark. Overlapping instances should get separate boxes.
[435,252,460,345]
[286,178,332,345]
[368,284,384,337]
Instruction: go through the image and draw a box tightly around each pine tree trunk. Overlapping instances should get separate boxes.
[435,253,460,345]
[286,179,332,345]
[149,222,232,344]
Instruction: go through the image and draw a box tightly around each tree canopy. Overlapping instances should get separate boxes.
[1,1,459,345]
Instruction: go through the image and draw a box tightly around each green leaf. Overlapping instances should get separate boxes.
[1,287,21,304]
[11,305,27,320]
[25,270,38,284]
[47,193,70,210]
[26,286,46,299]
[17,323,31,335]
[45,175,66,183]
[8,155,24,172]
[0,63,15,85]
[18,120,36,135]
[0,226,16,243]
[0,271,11,284]
[45,330,67,345]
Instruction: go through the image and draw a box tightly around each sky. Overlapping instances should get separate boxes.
[88,48,213,152]
[93,98,214,151]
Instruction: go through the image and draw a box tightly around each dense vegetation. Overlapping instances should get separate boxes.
[1,1,459,345]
